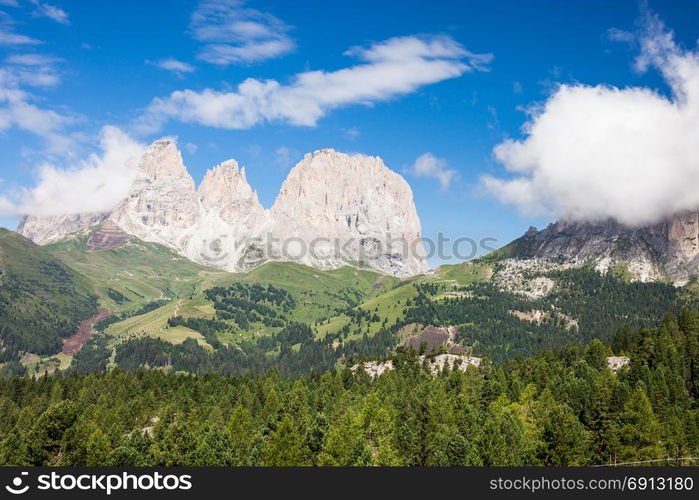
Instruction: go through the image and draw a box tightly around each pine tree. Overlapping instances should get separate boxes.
[227,404,258,466]
[26,400,76,466]
[84,428,111,466]
[619,385,664,463]
[263,415,310,466]
[538,403,590,465]
[318,409,369,466]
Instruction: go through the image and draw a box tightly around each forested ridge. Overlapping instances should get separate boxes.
[69,266,690,380]
[0,230,98,364]
[1,309,698,466]
[408,268,682,362]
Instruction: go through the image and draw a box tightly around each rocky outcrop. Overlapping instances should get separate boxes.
[509,213,699,284]
[185,159,266,271]
[606,355,630,371]
[16,142,427,277]
[109,139,201,250]
[17,212,109,245]
[86,220,132,250]
[262,149,427,276]
[352,353,482,379]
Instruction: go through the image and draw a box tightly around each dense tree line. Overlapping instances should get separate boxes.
[204,283,294,329]
[1,310,697,466]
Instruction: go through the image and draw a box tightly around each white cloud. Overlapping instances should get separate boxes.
[482,12,699,227]
[607,27,634,43]
[137,35,491,133]
[148,58,196,78]
[406,152,456,190]
[0,0,19,7]
[185,142,198,154]
[6,53,62,65]
[0,126,145,217]
[0,11,41,45]
[190,0,294,65]
[4,53,63,88]
[0,66,74,149]
[0,31,40,45]
[344,126,360,140]
[0,48,73,149]
[30,1,69,25]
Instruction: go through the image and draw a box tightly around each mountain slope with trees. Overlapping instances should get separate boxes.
[1,309,697,466]
[0,229,98,365]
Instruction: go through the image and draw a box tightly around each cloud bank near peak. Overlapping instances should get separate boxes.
[0,126,145,217]
[482,12,699,227]
[136,34,492,133]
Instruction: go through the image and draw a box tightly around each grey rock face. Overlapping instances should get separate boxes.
[262,149,427,276]
[512,213,699,283]
[109,139,201,249]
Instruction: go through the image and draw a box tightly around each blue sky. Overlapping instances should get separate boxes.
[1,0,698,266]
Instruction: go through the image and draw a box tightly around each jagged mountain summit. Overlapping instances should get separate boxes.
[507,213,699,284]
[17,140,427,277]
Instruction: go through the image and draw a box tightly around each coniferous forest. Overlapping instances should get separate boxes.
[1,309,698,466]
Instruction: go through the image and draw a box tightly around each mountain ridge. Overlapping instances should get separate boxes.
[17,141,427,277]
[504,212,699,284]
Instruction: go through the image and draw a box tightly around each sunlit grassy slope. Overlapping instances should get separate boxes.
[46,232,229,313]
[104,261,399,342]
[316,260,495,339]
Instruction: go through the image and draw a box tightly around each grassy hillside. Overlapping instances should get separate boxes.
[316,260,494,339]
[104,261,398,345]
[0,229,98,358]
[46,231,229,313]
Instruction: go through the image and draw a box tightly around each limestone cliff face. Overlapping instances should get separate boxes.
[511,213,699,283]
[262,149,427,276]
[16,212,109,245]
[184,159,266,271]
[108,139,201,249]
[16,142,427,277]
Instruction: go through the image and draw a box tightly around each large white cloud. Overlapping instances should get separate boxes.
[482,13,699,227]
[0,126,145,217]
[137,35,492,133]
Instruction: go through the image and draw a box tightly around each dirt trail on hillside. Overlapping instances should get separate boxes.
[63,308,111,355]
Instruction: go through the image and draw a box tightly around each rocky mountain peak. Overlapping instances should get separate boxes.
[108,139,200,248]
[510,211,699,284]
[197,158,264,225]
[137,138,188,178]
[16,212,109,246]
[266,149,427,276]
[16,141,428,277]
